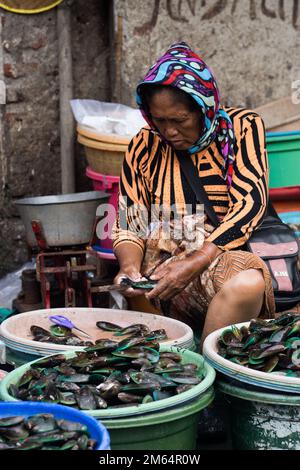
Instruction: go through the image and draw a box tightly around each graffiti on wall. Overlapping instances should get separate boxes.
[134,0,300,34]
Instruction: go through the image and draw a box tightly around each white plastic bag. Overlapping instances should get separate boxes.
[0,261,35,309]
[70,99,147,138]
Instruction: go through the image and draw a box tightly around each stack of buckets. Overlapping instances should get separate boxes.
[77,125,161,314]
[77,125,130,261]
[266,131,300,236]
[211,131,300,450]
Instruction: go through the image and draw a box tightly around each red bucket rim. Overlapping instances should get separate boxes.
[269,186,300,200]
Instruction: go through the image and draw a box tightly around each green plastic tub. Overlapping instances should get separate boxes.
[103,387,214,450]
[266,131,300,188]
[0,345,215,450]
[4,347,40,369]
[218,379,300,450]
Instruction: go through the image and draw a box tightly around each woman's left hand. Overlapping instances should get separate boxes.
[146,242,222,301]
[146,257,201,301]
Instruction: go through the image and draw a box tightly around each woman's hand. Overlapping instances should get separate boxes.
[114,269,147,298]
[146,242,222,301]
[146,257,202,301]
[113,243,145,298]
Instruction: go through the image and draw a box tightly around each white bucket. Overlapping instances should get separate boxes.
[0,307,194,366]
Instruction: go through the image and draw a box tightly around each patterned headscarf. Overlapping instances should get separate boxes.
[136,42,235,187]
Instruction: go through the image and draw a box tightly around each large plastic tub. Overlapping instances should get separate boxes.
[218,379,300,450]
[0,307,195,367]
[0,401,110,450]
[203,321,300,394]
[102,388,214,450]
[0,345,215,450]
[266,131,300,189]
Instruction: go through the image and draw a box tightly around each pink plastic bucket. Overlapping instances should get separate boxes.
[86,167,119,252]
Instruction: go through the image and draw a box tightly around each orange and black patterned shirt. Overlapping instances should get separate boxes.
[112,108,269,254]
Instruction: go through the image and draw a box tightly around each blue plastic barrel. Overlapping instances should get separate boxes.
[0,402,110,450]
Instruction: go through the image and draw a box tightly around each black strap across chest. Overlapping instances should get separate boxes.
[176,151,220,227]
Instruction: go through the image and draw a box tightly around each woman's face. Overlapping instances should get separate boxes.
[148,88,202,151]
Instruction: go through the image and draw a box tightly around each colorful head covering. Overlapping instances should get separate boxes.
[136,42,235,187]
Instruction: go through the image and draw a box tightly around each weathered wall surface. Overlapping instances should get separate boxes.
[0,0,110,278]
[113,0,300,108]
[1,0,300,278]
[71,0,111,192]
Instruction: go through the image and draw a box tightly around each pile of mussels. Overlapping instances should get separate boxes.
[30,319,168,347]
[217,313,300,376]
[30,324,93,347]
[10,322,203,409]
[0,414,97,450]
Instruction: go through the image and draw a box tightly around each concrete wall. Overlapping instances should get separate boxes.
[1,0,300,278]
[113,0,300,108]
[0,0,111,277]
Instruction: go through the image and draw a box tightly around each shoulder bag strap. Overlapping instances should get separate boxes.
[177,151,278,226]
[176,151,220,227]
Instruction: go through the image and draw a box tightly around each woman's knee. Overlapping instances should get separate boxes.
[218,269,265,303]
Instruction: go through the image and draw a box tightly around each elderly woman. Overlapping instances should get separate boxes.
[112,42,275,347]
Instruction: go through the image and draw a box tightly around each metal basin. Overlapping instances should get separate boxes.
[15,191,109,247]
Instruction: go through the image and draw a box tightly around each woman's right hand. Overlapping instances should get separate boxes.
[113,270,147,298]
[113,243,146,297]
